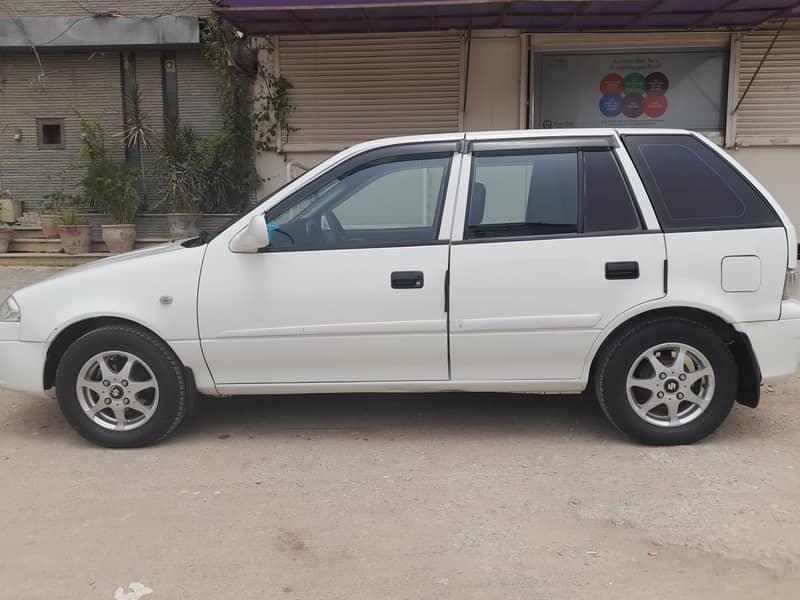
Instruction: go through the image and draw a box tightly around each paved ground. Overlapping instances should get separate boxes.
[1,266,800,599]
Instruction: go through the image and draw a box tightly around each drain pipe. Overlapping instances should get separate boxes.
[286,160,311,182]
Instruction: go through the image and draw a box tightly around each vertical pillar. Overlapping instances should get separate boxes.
[161,50,179,128]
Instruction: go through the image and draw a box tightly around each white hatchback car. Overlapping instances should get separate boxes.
[2,128,799,447]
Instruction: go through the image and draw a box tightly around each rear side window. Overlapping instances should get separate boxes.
[465,146,641,240]
[467,150,579,239]
[623,134,780,232]
[583,148,640,233]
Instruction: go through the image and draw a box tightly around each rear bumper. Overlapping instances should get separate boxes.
[0,324,47,395]
[736,302,800,383]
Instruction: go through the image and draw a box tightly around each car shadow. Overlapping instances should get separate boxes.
[5,389,767,446]
[179,391,619,443]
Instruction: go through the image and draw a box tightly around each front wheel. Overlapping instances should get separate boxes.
[595,317,737,445]
[55,325,188,448]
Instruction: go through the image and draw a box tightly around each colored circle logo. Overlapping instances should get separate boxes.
[600,73,625,95]
[599,93,623,118]
[622,93,644,118]
[643,94,668,118]
[645,72,669,95]
[624,72,645,95]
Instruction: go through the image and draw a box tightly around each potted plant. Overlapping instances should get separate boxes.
[0,222,13,253]
[82,159,140,253]
[57,211,91,255]
[41,171,78,238]
[157,122,203,240]
[40,189,66,239]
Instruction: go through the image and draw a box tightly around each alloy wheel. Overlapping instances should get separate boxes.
[76,351,160,432]
[625,343,715,428]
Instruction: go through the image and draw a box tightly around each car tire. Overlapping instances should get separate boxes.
[595,317,737,445]
[55,324,188,448]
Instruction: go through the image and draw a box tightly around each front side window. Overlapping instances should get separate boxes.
[267,153,451,250]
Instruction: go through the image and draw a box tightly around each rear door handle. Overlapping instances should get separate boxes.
[391,271,424,289]
[605,261,639,280]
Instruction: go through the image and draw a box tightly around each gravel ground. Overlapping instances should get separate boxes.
[1,266,799,599]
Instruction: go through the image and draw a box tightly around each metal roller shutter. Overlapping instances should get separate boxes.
[177,49,224,137]
[530,31,731,52]
[279,32,464,149]
[732,27,800,146]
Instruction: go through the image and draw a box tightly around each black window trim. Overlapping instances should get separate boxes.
[462,143,643,243]
[452,229,661,246]
[620,133,783,234]
[263,238,452,253]
[263,141,458,253]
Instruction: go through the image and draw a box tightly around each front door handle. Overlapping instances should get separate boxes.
[391,271,424,289]
[606,261,639,280]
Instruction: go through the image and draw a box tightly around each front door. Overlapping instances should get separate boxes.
[448,139,666,381]
[198,144,458,385]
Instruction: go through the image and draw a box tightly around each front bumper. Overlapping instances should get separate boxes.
[736,301,800,383]
[0,323,47,395]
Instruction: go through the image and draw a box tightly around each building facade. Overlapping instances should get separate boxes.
[213,2,800,228]
[0,0,223,227]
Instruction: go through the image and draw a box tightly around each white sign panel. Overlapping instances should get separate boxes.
[535,50,728,132]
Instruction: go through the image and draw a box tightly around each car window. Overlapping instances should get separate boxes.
[466,150,579,239]
[622,134,780,232]
[582,148,641,233]
[267,154,451,250]
[332,160,446,230]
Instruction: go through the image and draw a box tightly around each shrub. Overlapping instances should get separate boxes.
[82,160,140,224]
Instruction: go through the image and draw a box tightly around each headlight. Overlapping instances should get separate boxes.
[0,295,21,322]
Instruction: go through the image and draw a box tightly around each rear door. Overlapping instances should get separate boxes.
[448,136,666,381]
[622,133,787,323]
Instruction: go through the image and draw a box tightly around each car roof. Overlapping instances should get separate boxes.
[346,128,694,152]
[336,128,699,168]
[465,128,619,140]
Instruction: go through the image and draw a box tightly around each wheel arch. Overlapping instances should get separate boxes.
[587,306,761,408]
[44,316,175,392]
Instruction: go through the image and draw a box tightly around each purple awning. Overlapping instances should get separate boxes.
[214,0,800,35]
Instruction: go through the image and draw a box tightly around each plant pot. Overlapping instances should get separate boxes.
[167,213,201,240]
[0,230,13,253]
[58,224,92,255]
[101,224,136,254]
[40,214,61,239]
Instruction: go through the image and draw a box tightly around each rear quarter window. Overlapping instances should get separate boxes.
[622,134,780,232]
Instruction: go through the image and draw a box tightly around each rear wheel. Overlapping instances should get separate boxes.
[595,318,737,445]
[55,325,187,448]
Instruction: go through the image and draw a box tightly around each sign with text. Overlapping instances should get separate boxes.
[535,50,727,132]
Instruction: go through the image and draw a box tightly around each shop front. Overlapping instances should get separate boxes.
[214,1,800,223]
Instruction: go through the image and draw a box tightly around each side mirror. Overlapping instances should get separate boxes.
[229,214,269,253]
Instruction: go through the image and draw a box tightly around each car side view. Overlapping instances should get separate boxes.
[1,128,799,448]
